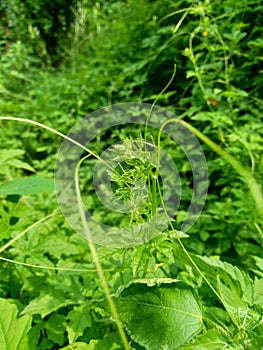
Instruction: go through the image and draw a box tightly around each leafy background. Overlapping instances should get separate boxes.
[0,0,263,349]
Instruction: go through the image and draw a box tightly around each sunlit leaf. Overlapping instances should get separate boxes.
[0,298,32,350]
[114,279,203,349]
[22,293,73,318]
[182,329,230,349]
[0,176,54,195]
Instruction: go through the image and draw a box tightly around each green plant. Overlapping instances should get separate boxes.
[0,0,263,349]
[0,102,262,349]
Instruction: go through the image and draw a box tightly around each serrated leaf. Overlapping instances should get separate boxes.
[21,293,73,318]
[60,338,121,350]
[114,279,203,349]
[60,341,120,350]
[67,306,92,343]
[0,176,54,195]
[116,278,180,292]
[83,334,122,349]
[174,249,254,304]
[32,236,80,259]
[182,329,230,349]
[217,279,262,331]
[0,298,32,350]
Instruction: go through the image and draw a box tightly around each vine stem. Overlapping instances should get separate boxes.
[0,256,115,272]
[75,155,130,350]
[155,117,263,306]
[0,116,97,156]
[0,212,60,254]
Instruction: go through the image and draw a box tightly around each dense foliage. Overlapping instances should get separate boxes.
[0,0,263,349]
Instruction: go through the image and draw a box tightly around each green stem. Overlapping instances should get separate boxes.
[144,64,177,141]
[0,256,115,272]
[151,172,157,215]
[0,116,97,157]
[155,116,263,306]
[75,155,130,350]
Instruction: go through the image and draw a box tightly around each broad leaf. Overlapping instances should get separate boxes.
[31,236,80,259]
[182,329,230,349]
[67,306,92,343]
[46,313,67,346]
[217,279,262,332]
[0,149,24,164]
[59,338,121,350]
[5,159,35,172]
[21,293,73,318]
[114,279,203,349]
[174,248,254,304]
[0,176,54,195]
[0,298,32,350]
[80,334,122,350]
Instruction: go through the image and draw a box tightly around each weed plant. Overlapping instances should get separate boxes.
[0,1,263,349]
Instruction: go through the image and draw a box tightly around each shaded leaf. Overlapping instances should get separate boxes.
[67,306,92,343]
[46,313,67,346]
[174,248,254,304]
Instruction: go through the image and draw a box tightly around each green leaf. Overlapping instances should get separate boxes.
[85,338,121,350]
[67,306,92,343]
[253,278,263,306]
[114,279,203,350]
[5,159,35,172]
[0,176,54,195]
[174,248,255,304]
[46,313,67,346]
[0,298,32,350]
[253,256,263,272]
[0,149,24,164]
[217,279,262,332]
[80,333,123,349]
[21,293,73,318]
[59,342,93,350]
[186,70,197,78]
[182,329,230,349]
[31,236,80,259]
